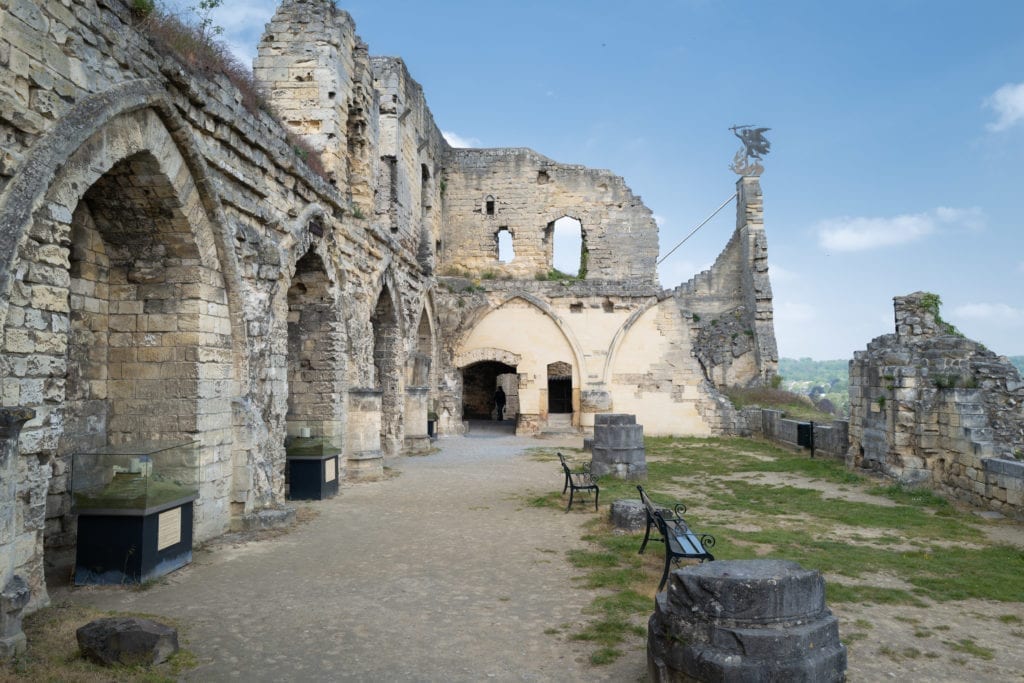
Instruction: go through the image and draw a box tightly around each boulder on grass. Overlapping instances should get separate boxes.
[76,616,179,667]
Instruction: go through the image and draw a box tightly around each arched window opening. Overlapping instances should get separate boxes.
[497,227,514,263]
[547,216,587,279]
[485,195,495,216]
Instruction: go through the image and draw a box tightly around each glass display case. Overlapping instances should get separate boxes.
[285,428,342,500]
[71,440,200,585]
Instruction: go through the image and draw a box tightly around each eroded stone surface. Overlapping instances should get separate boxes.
[76,616,179,667]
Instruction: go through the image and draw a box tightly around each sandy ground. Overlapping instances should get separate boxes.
[57,428,647,682]
[53,431,1023,681]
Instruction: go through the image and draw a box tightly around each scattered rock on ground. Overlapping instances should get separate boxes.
[76,616,179,667]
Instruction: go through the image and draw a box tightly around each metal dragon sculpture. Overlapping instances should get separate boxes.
[729,125,771,176]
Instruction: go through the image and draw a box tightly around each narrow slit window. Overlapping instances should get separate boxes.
[485,196,495,216]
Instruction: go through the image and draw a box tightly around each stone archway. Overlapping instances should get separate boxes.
[50,145,235,581]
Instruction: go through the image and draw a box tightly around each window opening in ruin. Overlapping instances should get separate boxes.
[547,216,587,279]
[570,302,583,313]
[485,196,495,216]
[497,227,514,263]
[547,362,573,414]
[461,361,517,421]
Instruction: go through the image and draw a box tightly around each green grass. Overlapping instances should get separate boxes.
[945,638,995,660]
[722,386,836,421]
[546,435,1024,665]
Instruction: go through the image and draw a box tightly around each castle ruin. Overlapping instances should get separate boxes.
[0,0,777,648]
[848,292,1024,518]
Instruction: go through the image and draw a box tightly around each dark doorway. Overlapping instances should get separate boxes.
[548,379,572,413]
[547,361,573,414]
[462,361,516,419]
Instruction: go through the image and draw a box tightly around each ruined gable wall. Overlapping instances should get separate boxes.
[848,293,1024,518]
[673,177,777,389]
[0,0,435,613]
[440,148,659,284]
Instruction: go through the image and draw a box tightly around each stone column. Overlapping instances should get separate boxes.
[403,386,430,453]
[591,413,646,479]
[648,559,847,682]
[0,407,35,660]
[346,389,383,481]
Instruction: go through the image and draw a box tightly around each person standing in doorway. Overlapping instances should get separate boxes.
[494,386,506,421]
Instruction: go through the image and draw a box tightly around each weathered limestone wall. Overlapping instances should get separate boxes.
[848,292,1024,518]
[673,176,778,390]
[745,408,850,460]
[433,174,772,437]
[0,0,438,618]
[440,148,659,284]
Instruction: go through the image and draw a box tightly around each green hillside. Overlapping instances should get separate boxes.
[777,357,850,417]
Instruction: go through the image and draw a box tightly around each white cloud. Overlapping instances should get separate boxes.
[652,214,667,228]
[985,82,1024,132]
[950,302,1024,324]
[442,130,481,148]
[816,206,985,252]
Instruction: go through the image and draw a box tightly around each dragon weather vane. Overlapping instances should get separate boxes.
[729,125,771,176]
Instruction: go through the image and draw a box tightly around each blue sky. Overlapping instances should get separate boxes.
[177,0,1024,360]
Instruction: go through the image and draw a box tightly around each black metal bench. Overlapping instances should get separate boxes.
[558,452,599,512]
[637,485,715,590]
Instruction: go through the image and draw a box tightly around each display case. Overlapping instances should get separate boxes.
[285,431,341,501]
[71,440,199,585]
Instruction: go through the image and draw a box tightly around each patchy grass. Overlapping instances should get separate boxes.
[546,436,1024,665]
[945,638,996,661]
[722,386,836,421]
[1,601,198,682]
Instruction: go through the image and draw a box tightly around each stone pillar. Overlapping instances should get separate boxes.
[403,386,430,453]
[346,389,383,481]
[648,559,847,682]
[0,407,35,661]
[591,414,646,479]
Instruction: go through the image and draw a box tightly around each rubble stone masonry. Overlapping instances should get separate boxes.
[848,292,1024,518]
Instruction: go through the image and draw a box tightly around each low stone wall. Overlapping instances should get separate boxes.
[743,408,849,459]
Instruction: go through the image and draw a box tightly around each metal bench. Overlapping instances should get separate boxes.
[637,485,715,590]
[558,452,599,512]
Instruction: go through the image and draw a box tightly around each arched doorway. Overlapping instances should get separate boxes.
[461,361,518,421]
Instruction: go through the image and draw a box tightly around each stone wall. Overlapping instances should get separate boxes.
[440,148,659,284]
[433,175,775,437]
[673,177,778,390]
[744,408,850,459]
[848,292,1024,518]
[0,0,441,617]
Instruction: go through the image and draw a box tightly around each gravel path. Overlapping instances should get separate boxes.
[60,428,647,682]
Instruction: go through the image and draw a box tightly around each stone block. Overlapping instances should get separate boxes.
[76,617,179,667]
